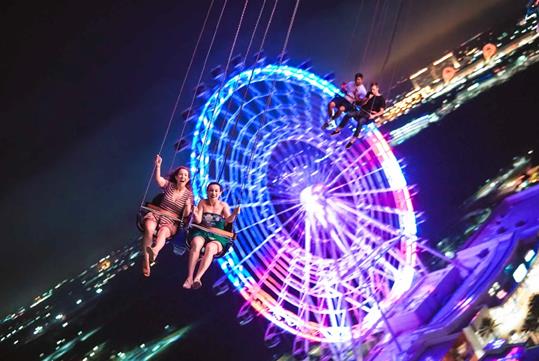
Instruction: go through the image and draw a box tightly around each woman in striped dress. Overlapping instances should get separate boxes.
[142,155,193,277]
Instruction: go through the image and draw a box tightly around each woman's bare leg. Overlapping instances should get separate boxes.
[149,227,171,264]
[193,241,223,289]
[142,220,157,277]
[183,237,205,289]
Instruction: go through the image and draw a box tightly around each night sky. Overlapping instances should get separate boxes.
[0,0,534,315]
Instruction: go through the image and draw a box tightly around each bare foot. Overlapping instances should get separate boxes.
[146,246,157,266]
[192,279,202,290]
[182,278,193,289]
[142,258,150,277]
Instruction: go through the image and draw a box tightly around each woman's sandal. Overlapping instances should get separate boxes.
[142,261,151,278]
[192,279,202,290]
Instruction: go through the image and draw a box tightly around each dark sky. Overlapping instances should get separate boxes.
[0,0,530,312]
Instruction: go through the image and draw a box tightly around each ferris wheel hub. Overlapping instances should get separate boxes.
[299,184,325,209]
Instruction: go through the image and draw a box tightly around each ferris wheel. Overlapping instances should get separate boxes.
[188,63,419,356]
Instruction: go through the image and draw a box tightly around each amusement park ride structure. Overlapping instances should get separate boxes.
[172,6,539,359]
[1,3,538,361]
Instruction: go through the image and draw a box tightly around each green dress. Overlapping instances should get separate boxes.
[189,212,231,254]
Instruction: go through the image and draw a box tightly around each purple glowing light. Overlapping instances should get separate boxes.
[299,185,323,210]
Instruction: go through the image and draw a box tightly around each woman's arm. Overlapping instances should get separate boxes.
[192,200,204,224]
[182,194,193,218]
[154,154,168,188]
[223,202,240,223]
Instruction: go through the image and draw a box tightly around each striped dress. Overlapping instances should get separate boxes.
[144,180,193,235]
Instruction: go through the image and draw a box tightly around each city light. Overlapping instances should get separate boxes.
[513,263,528,283]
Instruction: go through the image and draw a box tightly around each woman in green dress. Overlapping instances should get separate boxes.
[183,182,240,289]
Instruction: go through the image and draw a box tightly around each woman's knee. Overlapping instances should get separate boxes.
[208,243,218,254]
[191,237,205,252]
[157,227,171,240]
[205,242,222,256]
[144,220,157,234]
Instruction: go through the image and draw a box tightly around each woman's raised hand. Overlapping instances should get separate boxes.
[155,154,163,167]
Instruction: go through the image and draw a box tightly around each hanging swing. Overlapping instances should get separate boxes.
[135,0,238,262]
[136,0,286,271]
[137,193,237,261]
[147,0,273,261]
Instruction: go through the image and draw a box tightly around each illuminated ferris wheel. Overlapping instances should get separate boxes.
[188,63,419,356]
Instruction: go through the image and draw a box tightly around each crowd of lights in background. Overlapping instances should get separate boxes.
[0,244,152,360]
[385,12,538,145]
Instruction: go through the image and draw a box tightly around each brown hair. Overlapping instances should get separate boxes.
[168,166,192,190]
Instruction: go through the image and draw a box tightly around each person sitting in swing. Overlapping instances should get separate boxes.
[322,72,367,129]
[183,182,240,290]
[330,82,386,149]
[142,155,193,277]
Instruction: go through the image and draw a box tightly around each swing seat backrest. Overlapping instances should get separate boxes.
[136,193,165,233]
[224,221,234,233]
